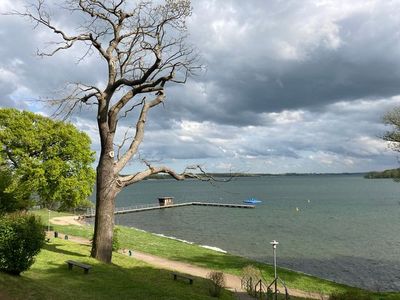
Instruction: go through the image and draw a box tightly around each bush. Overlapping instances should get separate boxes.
[328,290,373,300]
[207,271,225,297]
[241,265,262,294]
[0,213,45,275]
[112,227,120,251]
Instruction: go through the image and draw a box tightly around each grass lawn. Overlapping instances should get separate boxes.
[29,210,400,299]
[0,238,236,300]
[32,209,73,220]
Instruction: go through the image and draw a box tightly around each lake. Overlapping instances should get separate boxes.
[108,175,400,291]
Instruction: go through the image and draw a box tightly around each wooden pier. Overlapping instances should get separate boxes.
[191,202,255,208]
[85,202,255,218]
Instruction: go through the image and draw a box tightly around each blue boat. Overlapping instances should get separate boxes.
[243,198,262,204]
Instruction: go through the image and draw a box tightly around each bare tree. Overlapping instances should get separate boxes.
[14,0,203,263]
[383,107,400,153]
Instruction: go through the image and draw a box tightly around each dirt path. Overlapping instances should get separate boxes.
[50,216,86,226]
[118,249,326,300]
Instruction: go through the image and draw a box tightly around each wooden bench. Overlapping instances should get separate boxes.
[172,272,194,284]
[66,260,92,274]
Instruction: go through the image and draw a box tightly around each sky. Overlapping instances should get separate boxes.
[1,0,400,174]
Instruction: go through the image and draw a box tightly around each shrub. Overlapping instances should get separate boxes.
[0,213,45,275]
[241,265,262,294]
[112,227,120,251]
[207,271,225,298]
[328,290,373,300]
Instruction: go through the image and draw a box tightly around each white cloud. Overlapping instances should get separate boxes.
[0,0,24,11]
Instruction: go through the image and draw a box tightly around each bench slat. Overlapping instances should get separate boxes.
[172,272,193,284]
[66,260,92,274]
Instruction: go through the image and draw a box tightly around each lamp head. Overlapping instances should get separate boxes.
[270,240,279,249]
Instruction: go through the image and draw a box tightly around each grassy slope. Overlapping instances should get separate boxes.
[0,238,235,300]
[32,210,400,299]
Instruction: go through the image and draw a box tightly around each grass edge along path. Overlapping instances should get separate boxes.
[35,210,400,299]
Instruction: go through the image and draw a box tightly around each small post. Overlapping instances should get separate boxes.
[47,209,50,232]
[270,240,279,300]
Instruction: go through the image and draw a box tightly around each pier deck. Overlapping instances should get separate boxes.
[85,202,255,218]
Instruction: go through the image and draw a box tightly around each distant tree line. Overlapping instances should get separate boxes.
[364,168,400,179]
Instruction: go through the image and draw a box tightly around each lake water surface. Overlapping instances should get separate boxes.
[109,175,400,291]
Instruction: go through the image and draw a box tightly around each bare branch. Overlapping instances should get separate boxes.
[113,127,133,160]
[114,90,165,173]
[45,83,101,119]
[117,164,231,188]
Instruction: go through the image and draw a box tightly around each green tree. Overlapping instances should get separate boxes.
[0,108,95,211]
[0,167,31,213]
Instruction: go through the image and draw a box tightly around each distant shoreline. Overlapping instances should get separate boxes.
[147,172,367,179]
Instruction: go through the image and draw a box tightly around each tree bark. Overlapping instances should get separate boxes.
[91,149,118,263]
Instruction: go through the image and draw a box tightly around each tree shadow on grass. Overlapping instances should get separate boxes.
[43,243,87,257]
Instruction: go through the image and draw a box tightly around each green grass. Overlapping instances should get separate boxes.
[0,239,236,300]
[118,227,350,295]
[30,210,400,299]
[32,209,73,220]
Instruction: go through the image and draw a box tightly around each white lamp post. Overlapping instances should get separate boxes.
[270,240,279,300]
[270,240,279,279]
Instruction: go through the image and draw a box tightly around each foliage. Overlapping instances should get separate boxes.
[0,212,45,275]
[241,265,263,294]
[364,168,400,180]
[0,108,95,210]
[207,271,225,298]
[112,227,120,251]
[0,168,31,213]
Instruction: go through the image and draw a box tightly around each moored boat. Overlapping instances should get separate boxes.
[243,198,262,204]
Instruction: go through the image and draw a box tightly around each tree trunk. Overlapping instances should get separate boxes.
[90,151,118,263]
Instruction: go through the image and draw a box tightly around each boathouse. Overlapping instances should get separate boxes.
[158,197,174,206]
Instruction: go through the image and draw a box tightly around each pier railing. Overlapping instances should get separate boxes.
[86,203,160,216]
[85,201,255,217]
[116,203,160,212]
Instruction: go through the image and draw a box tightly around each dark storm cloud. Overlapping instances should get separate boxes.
[159,0,400,126]
[1,0,400,173]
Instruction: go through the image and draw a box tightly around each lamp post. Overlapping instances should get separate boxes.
[48,209,50,232]
[270,240,279,300]
[270,240,279,279]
